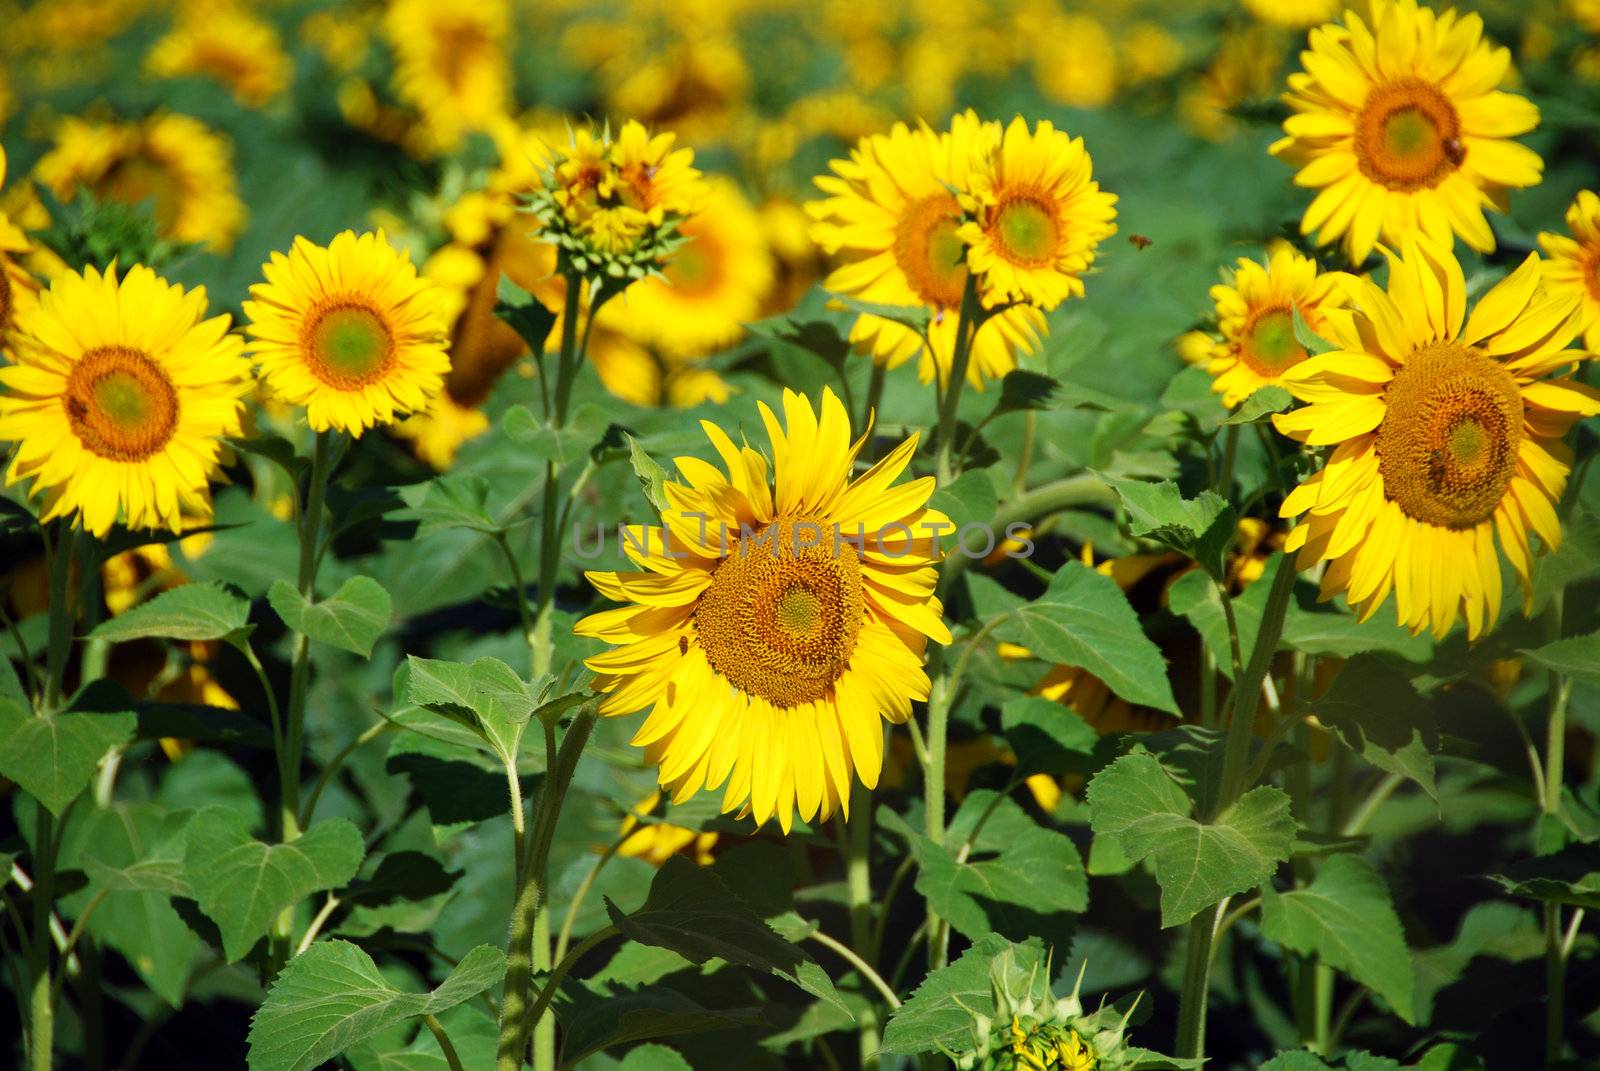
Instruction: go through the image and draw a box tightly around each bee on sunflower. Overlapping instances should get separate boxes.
[1274,237,1600,639]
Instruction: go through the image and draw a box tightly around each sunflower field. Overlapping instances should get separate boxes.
[4,0,1600,1068]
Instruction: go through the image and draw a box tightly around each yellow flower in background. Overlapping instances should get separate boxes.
[244,230,452,436]
[600,176,774,360]
[1538,190,1600,352]
[604,37,751,148]
[666,366,735,409]
[383,0,511,152]
[146,4,292,108]
[1032,14,1118,109]
[300,7,373,73]
[1180,25,1285,142]
[393,395,491,471]
[1275,238,1600,639]
[0,264,250,537]
[1570,0,1600,34]
[616,791,718,867]
[35,113,246,251]
[807,112,1046,390]
[575,388,952,832]
[1204,246,1353,407]
[1121,21,1185,86]
[959,116,1119,312]
[1246,0,1347,29]
[1271,0,1542,264]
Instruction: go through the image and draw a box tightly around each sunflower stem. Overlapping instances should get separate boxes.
[842,784,882,1068]
[1543,589,1573,1064]
[272,429,335,974]
[531,274,587,680]
[934,274,983,485]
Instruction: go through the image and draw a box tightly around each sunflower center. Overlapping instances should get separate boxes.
[305,302,396,389]
[95,152,182,231]
[1376,341,1522,529]
[1240,306,1307,376]
[893,194,968,308]
[1354,78,1462,192]
[63,346,179,461]
[693,516,864,709]
[993,195,1059,267]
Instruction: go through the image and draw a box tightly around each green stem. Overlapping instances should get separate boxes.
[861,361,886,441]
[1543,590,1572,1064]
[934,274,983,485]
[299,721,396,829]
[554,832,626,964]
[532,275,586,679]
[1176,555,1299,1061]
[495,532,538,674]
[923,672,950,971]
[497,708,597,1071]
[806,927,901,1010]
[42,524,76,711]
[1216,424,1240,499]
[523,924,620,1039]
[424,1014,467,1071]
[841,786,881,1068]
[937,473,1115,594]
[282,430,335,839]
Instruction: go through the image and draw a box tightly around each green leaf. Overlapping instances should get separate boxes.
[557,988,762,1068]
[404,655,544,765]
[627,433,670,512]
[1260,855,1416,1023]
[1000,696,1098,775]
[1220,385,1294,425]
[1305,654,1438,800]
[1097,473,1236,580]
[1166,567,1269,680]
[247,940,505,1071]
[881,935,1047,1055]
[991,561,1179,714]
[228,434,310,482]
[401,474,506,537]
[89,582,251,644]
[619,1044,693,1071]
[605,857,852,1020]
[826,293,932,333]
[908,791,1086,949]
[1488,844,1600,910]
[495,289,558,352]
[993,370,1061,415]
[1521,631,1600,688]
[503,403,611,467]
[929,469,999,538]
[0,684,136,814]
[268,576,392,658]
[1088,752,1295,927]
[1291,303,1338,355]
[185,807,365,962]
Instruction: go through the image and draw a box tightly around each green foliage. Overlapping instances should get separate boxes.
[88,582,252,644]
[269,576,393,657]
[0,684,137,814]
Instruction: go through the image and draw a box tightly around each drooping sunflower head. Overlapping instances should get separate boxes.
[598,175,774,359]
[382,0,511,152]
[0,263,251,537]
[1538,189,1600,352]
[145,6,292,108]
[957,116,1119,312]
[527,119,709,278]
[806,111,1046,389]
[1273,236,1600,638]
[243,230,453,437]
[34,113,246,252]
[615,790,719,867]
[1205,246,1353,407]
[574,387,953,832]
[1271,0,1543,264]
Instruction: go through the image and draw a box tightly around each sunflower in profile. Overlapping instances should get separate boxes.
[807,112,1047,389]
[958,116,1119,312]
[383,0,511,151]
[601,176,774,359]
[1274,237,1600,639]
[35,113,246,251]
[0,264,250,537]
[1271,0,1542,265]
[1538,190,1600,351]
[1204,246,1352,407]
[575,388,953,832]
[243,230,452,436]
[146,5,292,108]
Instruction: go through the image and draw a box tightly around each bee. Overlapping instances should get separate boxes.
[1442,137,1465,166]
[678,636,690,655]
[1129,234,1154,251]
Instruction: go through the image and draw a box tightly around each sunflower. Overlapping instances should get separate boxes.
[0,147,39,344]
[1245,0,1347,29]
[574,388,953,831]
[35,113,246,252]
[1204,246,1353,407]
[0,264,250,537]
[615,791,719,867]
[958,116,1119,312]
[600,176,773,360]
[1538,190,1600,352]
[1271,0,1543,265]
[807,112,1047,390]
[1274,237,1600,639]
[243,230,452,436]
[393,395,490,470]
[383,0,511,152]
[146,5,292,108]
